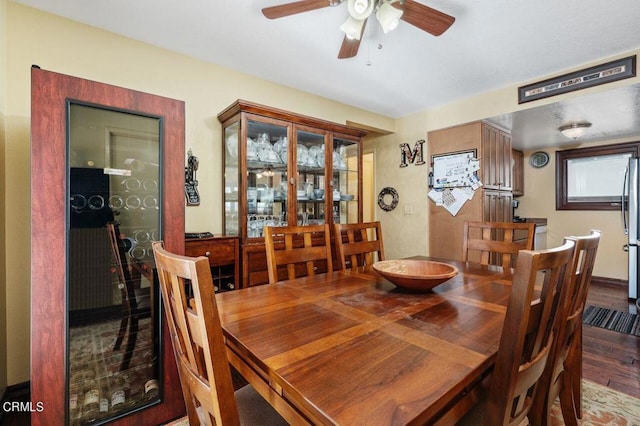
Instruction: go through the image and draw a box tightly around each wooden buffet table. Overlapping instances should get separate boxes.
[216,257,514,425]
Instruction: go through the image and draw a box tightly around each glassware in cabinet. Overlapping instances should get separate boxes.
[295,127,328,226]
[332,136,361,224]
[218,100,366,287]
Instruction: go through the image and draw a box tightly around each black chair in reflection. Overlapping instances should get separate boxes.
[107,222,151,371]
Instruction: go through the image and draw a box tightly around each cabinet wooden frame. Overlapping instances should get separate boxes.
[185,236,239,292]
[556,141,640,210]
[218,100,366,288]
[30,67,185,425]
[428,121,513,263]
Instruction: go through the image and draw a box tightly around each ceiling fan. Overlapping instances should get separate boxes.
[262,0,455,59]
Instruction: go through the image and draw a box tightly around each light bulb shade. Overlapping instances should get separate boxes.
[376,2,403,33]
[340,16,365,40]
[559,122,592,139]
[347,0,374,20]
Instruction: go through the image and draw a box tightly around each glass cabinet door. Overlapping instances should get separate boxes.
[245,119,290,238]
[295,127,328,226]
[67,103,161,424]
[224,122,240,236]
[332,136,360,224]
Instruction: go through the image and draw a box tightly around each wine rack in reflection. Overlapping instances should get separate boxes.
[108,173,160,261]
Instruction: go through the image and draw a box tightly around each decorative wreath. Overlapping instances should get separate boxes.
[377,187,399,212]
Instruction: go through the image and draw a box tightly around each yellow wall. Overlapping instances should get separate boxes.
[519,138,635,280]
[1,0,8,396]
[369,50,640,281]
[3,2,393,385]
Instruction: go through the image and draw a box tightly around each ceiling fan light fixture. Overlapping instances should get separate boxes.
[376,1,403,33]
[559,122,592,139]
[347,0,374,20]
[340,16,365,40]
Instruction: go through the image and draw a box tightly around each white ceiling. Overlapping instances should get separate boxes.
[11,0,640,151]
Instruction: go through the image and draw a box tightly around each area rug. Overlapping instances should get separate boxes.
[583,305,640,336]
[164,379,640,425]
[549,379,640,426]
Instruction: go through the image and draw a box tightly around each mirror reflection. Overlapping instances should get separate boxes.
[67,104,162,424]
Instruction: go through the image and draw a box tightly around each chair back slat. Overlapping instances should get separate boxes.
[152,241,240,426]
[334,222,385,270]
[264,224,333,284]
[462,221,536,269]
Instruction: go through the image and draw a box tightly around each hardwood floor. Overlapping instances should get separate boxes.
[1,279,638,426]
[582,278,640,398]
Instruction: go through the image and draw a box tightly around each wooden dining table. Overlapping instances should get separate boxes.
[215,256,515,425]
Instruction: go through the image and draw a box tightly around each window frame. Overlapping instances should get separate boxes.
[556,141,640,210]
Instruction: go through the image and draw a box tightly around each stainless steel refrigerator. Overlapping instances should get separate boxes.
[623,157,640,300]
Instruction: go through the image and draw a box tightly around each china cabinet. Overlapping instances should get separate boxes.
[31,67,185,425]
[217,100,366,287]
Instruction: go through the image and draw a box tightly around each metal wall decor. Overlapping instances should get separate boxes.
[399,140,426,168]
[185,148,200,206]
[378,187,399,211]
[518,55,636,104]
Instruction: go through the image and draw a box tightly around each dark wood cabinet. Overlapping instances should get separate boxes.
[512,149,524,197]
[482,123,512,191]
[185,236,239,292]
[217,100,366,288]
[428,121,514,262]
[30,67,185,425]
[483,190,513,223]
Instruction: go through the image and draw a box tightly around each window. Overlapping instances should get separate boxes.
[556,141,640,210]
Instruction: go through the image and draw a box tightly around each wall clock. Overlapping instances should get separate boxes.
[530,151,550,168]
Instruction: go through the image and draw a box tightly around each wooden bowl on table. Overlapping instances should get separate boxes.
[372,259,458,292]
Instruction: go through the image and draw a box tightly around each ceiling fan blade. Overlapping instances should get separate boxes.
[262,0,332,19]
[338,37,361,59]
[395,0,455,36]
[338,17,366,59]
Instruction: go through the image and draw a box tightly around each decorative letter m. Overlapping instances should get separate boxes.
[399,140,426,168]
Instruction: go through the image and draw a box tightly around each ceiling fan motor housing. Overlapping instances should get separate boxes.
[348,0,375,20]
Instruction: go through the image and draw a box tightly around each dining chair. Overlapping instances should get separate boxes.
[334,221,385,270]
[151,241,287,426]
[435,239,576,426]
[107,222,151,371]
[462,221,536,269]
[264,224,333,284]
[530,230,601,426]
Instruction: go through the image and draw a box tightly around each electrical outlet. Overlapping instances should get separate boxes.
[404,204,414,215]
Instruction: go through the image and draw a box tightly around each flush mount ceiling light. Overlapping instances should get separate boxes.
[559,122,592,139]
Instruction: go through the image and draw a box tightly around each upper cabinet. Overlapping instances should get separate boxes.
[482,123,512,191]
[512,149,524,197]
[217,100,366,287]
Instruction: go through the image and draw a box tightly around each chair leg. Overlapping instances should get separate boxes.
[113,315,128,351]
[559,376,579,426]
[120,314,139,371]
[569,330,583,419]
